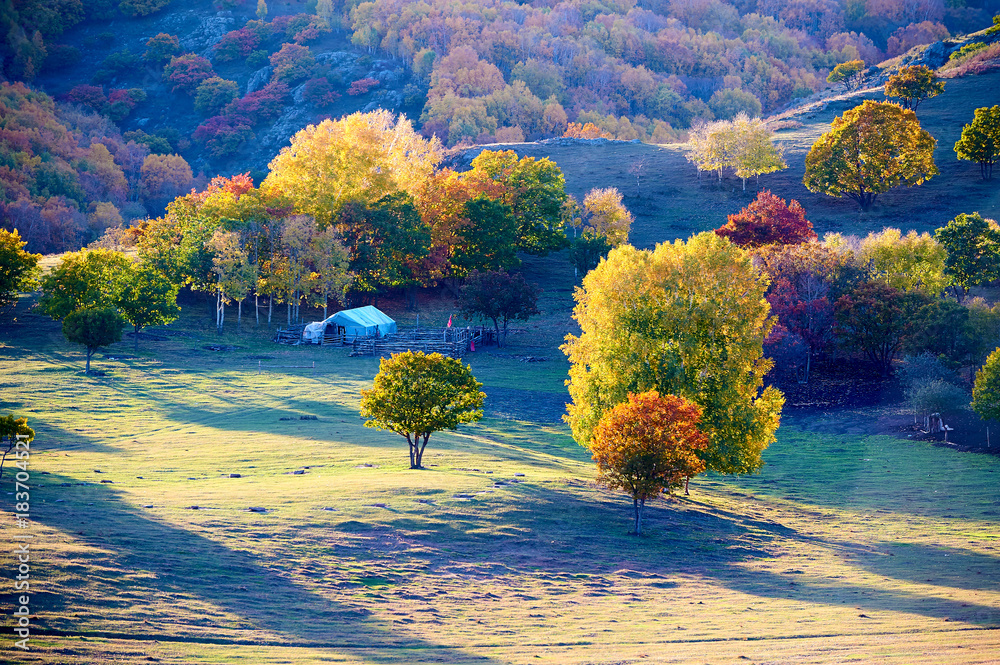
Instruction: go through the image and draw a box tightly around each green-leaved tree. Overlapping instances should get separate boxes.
[62,307,125,374]
[360,351,485,469]
[955,106,1000,180]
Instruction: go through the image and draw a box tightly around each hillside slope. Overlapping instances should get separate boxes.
[447,69,1000,249]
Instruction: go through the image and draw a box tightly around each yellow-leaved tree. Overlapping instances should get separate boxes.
[562,232,784,476]
[262,110,442,225]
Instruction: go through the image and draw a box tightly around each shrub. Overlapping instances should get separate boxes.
[144,33,180,66]
[193,115,255,158]
[223,81,289,124]
[347,77,379,95]
[100,50,141,76]
[163,54,215,94]
[563,122,613,139]
[269,43,315,83]
[63,85,107,113]
[303,77,340,106]
[246,50,269,69]
[193,77,240,115]
[214,27,262,63]
[119,0,172,18]
[123,130,172,155]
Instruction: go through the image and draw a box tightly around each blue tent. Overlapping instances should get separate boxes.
[303,306,396,343]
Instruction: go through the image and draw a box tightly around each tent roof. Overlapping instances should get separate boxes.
[326,305,395,327]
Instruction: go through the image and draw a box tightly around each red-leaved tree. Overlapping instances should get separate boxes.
[590,390,708,535]
[163,54,215,94]
[767,275,832,383]
[715,190,817,248]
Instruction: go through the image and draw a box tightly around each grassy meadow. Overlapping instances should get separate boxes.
[2,260,1000,664]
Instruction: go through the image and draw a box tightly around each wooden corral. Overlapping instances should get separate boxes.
[352,326,495,358]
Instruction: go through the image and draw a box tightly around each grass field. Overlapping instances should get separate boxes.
[2,270,999,664]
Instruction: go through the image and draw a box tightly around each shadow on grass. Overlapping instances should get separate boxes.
[354,481,1000,624]
[35,472,502,662]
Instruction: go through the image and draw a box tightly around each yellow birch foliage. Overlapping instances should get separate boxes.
[562,232,784,475]
[262,110,442,224]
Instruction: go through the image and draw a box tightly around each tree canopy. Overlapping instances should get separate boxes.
[563,233,784,476]
[686,113,786,189]
[591,390,707,535]
[62,306,124,374]
[803,100,937,211]
[973,347,1000,423]
[884,65,944,110]
[360,351,485,469]
[934,212,1000,296]
[39,248,131,319]
[827,59,865,89]
[0,229,41,315]
[714,190,815,248]
[459,270,541,347]
[262,110,442,224]
[955,106,1000,181]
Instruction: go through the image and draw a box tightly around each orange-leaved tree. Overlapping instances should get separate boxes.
[714,190,816,248]
[591,390,707,535]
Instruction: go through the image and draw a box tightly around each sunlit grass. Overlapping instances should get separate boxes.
[2,289,999,664]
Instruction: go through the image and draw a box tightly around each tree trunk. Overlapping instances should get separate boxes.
[268,296,272,325]
[134,324,140,354]
[85,347,93,374]
[255,294,259,326]
[633,497,645,535]
[414,433,430,469]
[684,476,690,496]
[238,300,242,331]
[407,434,416,468]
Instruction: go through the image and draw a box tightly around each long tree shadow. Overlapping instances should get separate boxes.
[32,472,503,663]
[347,481,1000,625]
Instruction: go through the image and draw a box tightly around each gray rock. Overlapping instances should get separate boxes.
[292,469,305,475]
[229,473,241,478]
[179,14,236,55]
[921,41,952,69]
[246,66,273,94]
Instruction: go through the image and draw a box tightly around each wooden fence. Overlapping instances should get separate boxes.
[275,324,502,357]
[351,326,493,359]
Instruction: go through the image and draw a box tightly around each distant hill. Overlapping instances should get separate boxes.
[447,69,1000,248]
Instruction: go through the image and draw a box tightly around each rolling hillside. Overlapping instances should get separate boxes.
[450,69,1000,249]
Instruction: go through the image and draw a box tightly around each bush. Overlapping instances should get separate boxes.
[123,130,172,155]
[303,77,340,106]
[119,0,172,17]
[246,49,269,69]
[223,81,288,124]
[144,33,180,66]
[194,77,240,115]
[214,27,262,63]
[193,115,255,158]
[899,352,959,392]
[269,43,315,83]
[100,50,141,76]
[163,54,215,94]
[63,85,107,113]
[347,77,379,96]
